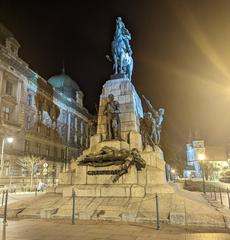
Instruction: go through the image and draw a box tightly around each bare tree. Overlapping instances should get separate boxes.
[16,155,44,190]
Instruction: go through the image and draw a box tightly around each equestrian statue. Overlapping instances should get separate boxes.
[107,17,133,81]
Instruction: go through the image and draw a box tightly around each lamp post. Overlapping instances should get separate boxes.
[171,169,176,182]
[0,137,14,176]
[43,162,48,186]
[198,153,206,194]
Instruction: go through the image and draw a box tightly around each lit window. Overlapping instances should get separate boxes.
[46,146,50,156]
[37,143,41,154]
[80,121,84,145]
[54,147,57,159]
[2,106,10,120]
[5,81,13,95]
[26,116,31,130]
[74,117,78,142]
[61,149,64,160]
[37,125,41,133]
[47,128,51,137]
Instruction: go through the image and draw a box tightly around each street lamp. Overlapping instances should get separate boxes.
[0,137,14,176]
[43,162,48,185]
[198,153,206,194]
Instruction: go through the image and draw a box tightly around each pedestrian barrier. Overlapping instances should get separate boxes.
[208,184,230,209]
[3,190,8,225]
[72,188,76,225]
[155,193,160,230]
[227,188,230,209]
[219,187,223,205]
[1,190,5,206]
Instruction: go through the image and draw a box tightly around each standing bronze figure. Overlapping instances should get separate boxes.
[142,95,165,145]
[103,94,121,140]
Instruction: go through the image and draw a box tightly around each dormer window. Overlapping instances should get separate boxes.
[6,37,20,57]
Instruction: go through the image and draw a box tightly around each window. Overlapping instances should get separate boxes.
[54,147,57,159]
[27,94,32,106]
[26,116,31,130]
[46,146,50,157]
[37,143,41,154]
[5,81,13,96]
[46,128,51,137]
[80,121,84,145]
[37,125,41,133]
[61,149,64,160]
[2,106,10,120]
[74,117,78,142]
[25,140,30,153]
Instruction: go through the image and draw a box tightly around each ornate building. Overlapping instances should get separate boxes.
[184,140,205,178]
[0,23,90,179]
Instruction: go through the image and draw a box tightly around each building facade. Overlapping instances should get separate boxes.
[184,138,229,179]
[183,140,205,178]
[0,23,90,180]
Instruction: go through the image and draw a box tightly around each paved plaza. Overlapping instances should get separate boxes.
[0,218,229,240]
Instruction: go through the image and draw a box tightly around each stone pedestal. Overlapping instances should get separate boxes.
[97,78,143,142]
[57,77,171,217]
[58,142,169,198]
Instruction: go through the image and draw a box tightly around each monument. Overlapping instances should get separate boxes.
[9,18,228,228]
[58,17,171,199]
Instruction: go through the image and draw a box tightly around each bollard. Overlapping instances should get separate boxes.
[155,193,160,230]
[1,190,5,206]
[210,186,212,198]
[227,188,230,209]
[2,224,6,240]
[214,187,217,200]
[35,187,37,197]
[72,188,76,225]
[3,190,8,225]
[219,187,223,205]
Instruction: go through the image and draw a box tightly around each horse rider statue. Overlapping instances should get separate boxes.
[111,17,133,81]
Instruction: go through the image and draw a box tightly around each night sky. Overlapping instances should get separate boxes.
[1,0,230,153]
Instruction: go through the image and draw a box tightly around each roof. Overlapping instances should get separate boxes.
[206,146,227,161]
[48,69,81,99]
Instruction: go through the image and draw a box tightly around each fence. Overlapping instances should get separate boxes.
[208,185,230,209]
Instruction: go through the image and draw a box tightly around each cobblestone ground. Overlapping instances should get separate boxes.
[0,219,229,240]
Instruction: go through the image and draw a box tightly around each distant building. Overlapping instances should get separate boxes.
[184,138,229,179]
[184,140,205,178]
[0,23,90,180]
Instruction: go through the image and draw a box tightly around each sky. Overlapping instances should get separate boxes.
[1,0,230,150]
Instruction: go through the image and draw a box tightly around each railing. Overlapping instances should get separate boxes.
[207,185,230,209]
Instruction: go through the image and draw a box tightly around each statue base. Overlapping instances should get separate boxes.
[97,78,143,142]
[57,140,172,198]
[57,77,170,197]
[54,77,173,221]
